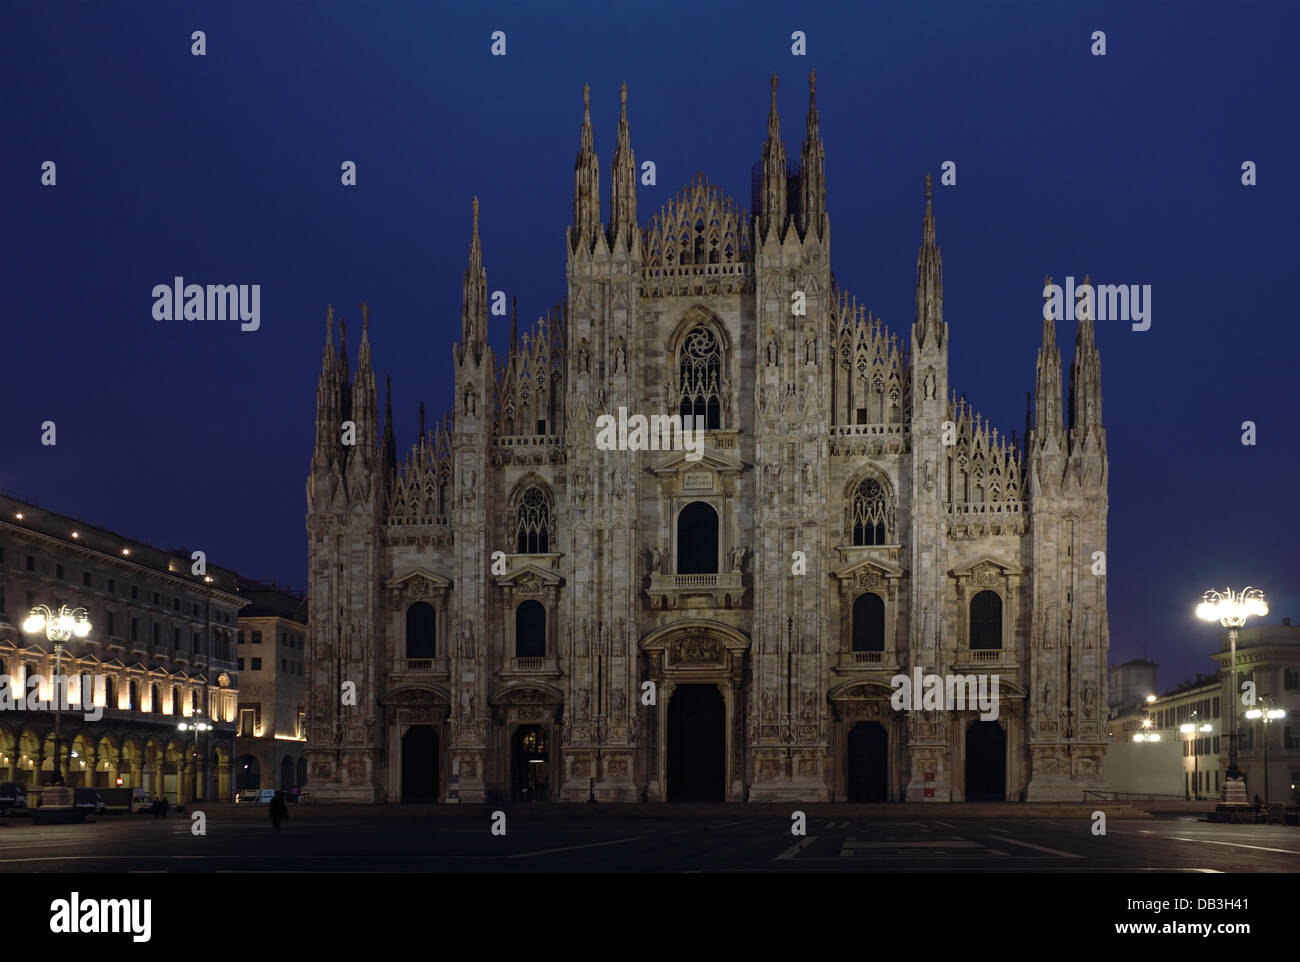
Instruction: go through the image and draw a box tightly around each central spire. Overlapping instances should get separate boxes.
[799,69,826,241]
[572,82,601,253]
[759,73,788,242]
[914,173,943,347]
[459,197,488,365]
[609,81,637,250]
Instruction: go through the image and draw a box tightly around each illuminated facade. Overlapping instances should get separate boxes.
[234,582,308,793]
[0,494,242,803]
[305,75,1111,804]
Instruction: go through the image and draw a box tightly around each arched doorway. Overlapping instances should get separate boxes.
[846,722,888,802]
[965,720,1006,801]
[236,755,260,792]
[511,725,549,801]
[666,685,725,802]
[400,726,439,803]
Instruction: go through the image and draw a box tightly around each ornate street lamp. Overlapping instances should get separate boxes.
[22,605,92,786]
[1196,587,1267,787]
[178,713,211,804]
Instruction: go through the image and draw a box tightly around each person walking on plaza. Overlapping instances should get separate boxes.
[269,791,289,832]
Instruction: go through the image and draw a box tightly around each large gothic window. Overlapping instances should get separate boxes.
[515,601,546,658]
[406,602,437,659]
[852,593,885,652]
[970,590,1002,650]
[678,326,723,430]
[676,501,719,575]
[850,478,891,545]
[515,486,552,554]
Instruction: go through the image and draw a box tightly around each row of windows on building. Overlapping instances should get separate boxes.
[236,657,303,675]
[1,550,234,624]
[237,630,303,649]
[0,658,203,714]
[510,482,897,572]
[399,592,1005,661]
[1153,698,1222,729]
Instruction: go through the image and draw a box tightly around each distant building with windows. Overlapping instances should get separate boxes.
[0,493,242,803]
[1107,619,1300,802]
[234,581,308,793]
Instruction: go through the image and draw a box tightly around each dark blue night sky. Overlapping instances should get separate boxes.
[3,1,1296,689]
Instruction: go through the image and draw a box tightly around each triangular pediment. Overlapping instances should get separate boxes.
[832,556,905,583]
[495,562,565,590]
[651,447,744,477]
[387,567,453,591]
[949,554,1022,578]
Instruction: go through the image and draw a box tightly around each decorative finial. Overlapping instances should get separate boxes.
[361,300,369,331]
[925,172,932,201]
[472,196,479,226]
[770,73,779,100]
[583,83,590,111]
[339,317,347,340]
[620,81,627,106]
[809,69,816,94]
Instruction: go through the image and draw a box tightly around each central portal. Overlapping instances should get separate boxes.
[401,726,439,803]
[666,684,725,802]
[846,722,888,802]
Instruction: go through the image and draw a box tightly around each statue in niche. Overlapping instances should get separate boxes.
[459,620,475,657]
[577,340,590,373]
[922,458,936,492]
[612,689,626,718]
[923,370,936,400]
[613,338,625,373]
[765,332,778,367]
[461,688,475,723]
[1082,681,1096,717]
[1041,678,1055,709]
[576,688,591,721]
[730,546,745,572]
[647,544,661,574]
[762,690,777,721]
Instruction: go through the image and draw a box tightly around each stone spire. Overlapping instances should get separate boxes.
[759,73,787,242]
[1034,279,1064,441]
[382,373,396,481]
[458,198,488,366]
[914,174,944,349]
[571,83,601,253]
[609,82,637,250]
[799,70,826,241]
[1069,274,1105,446]
[349,301,378,480]
[312,305,340,474]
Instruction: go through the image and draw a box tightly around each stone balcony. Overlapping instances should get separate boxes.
[951,648,1020,671]
[646,571,745,610]
[833,649,904,674]
[499,656,561,680]
[393,657,450,680]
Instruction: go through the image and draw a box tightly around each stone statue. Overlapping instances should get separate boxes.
[731,546,745,572]
[924,370,936,400]
[614,338,625,373]
[647,544,661,574]
[459,620,474,657]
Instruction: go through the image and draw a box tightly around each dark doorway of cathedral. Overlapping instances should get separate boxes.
[512,724,550,802]
[846,722,888,802]
[667,684,725,802]
[965,720,1006,801]
[401,726,439,803]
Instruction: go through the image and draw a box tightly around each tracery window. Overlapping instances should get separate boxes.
[515,486,552,554]
[850,478,891,545]
[678,326,722,430]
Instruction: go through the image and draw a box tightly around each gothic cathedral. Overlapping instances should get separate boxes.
[304,74,1110,804]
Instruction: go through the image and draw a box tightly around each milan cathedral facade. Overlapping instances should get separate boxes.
[304,73,1110,804]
